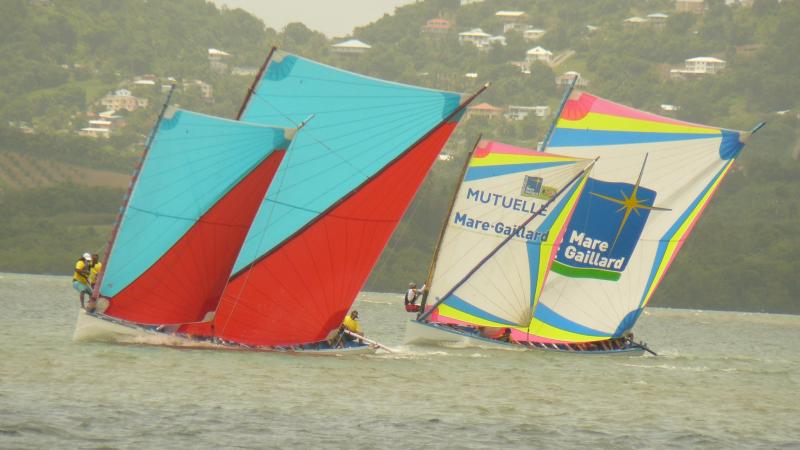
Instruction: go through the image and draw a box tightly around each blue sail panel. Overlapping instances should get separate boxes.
[234,51,463,272]
[100,110,290,297]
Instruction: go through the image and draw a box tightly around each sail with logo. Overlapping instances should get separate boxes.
[407,89,762,353]
[405,140,611,350]
[528,89,762,347]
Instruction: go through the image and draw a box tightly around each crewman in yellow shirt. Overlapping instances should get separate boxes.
[330,310,363,347]
[72,252,93,309]
[89,253,102,286]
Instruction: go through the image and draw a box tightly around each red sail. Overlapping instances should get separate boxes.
[104,151,286,324]
[207,122,458,346]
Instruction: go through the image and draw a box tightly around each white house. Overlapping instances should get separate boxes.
[555,71,589,87]
[670,56,727,78]
[523,28,546,41]
[624,16,649,25]
[685,56,726,73]
[459,28,492,47]
[331,39,372,55]
[505,105,550,120]
[100,89,148,112]
[526,46,553,64]
[647,13,669,25]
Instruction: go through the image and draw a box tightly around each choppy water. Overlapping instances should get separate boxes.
[1,273,799,449]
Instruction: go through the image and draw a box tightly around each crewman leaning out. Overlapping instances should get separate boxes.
[72,252,93,309]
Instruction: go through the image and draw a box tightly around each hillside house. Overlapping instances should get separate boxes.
[624,16,648,25]
[647,13,669,27]
[505,105,550,121]
[523,28,546,41]
[183,79,214,100]
[525,46,553,64]
[459,28,492,48]
[460,0,483,4]
[208,48,231,73]
[331,39,372,55]
[555,71,588,87]
[422,18,452,34]
[466,103,503,119]
[670,56,726,78]
[100,89,148,112]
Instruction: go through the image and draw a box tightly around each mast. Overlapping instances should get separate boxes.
[235,46,277,120]
[540,76,577,153]
[92,85,177,300]
[417,133,481,318]
[417,160,594,323]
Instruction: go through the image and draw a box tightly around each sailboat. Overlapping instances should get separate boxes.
[74,49,484,353]
[406,87,763,354]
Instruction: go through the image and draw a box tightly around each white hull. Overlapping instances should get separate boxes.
[405,320,646,355]
[73,310,377,355]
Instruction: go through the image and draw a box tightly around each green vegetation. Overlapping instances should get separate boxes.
[1,0,798,313]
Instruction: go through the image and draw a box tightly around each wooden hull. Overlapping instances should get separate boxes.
[405,320,646,355]
[73,310,377,355]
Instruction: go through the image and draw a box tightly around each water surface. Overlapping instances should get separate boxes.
[1,273,798,449]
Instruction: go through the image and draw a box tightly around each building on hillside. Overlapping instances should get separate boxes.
[422,18,452,34]
[331,39,372,55]
[183,79,214,100]
[660,104,681,114]
[523,28,546,41]
[208,48,231,73]
[505,105,550,121]
[670,56,726,78]
[100,89,148,112]
[525,46,553,64]
[495,10,526,23]
[458,28,492,48]
[586,25,600,34]
[232,66,259,76]
[133,79,156,87]
[555,71,588,87]
[647,13,669,27]
[466,102,503,119]
[676,0,705,13]
[624,16,648,25]
[79,127,111,139]
[460,0,484,5]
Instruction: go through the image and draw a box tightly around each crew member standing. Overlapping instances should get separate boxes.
[72,252,93,309]
[404,282,426,312]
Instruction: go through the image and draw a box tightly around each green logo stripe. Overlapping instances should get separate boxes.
[551,260,621,281]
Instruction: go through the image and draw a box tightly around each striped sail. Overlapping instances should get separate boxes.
[198,51,472,346]
[427,141,592,328]
[99,109,292,324]
[529,90,753,343]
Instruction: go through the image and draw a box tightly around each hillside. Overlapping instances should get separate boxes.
[1,0,798,313]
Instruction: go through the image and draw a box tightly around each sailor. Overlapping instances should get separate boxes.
[89,253,102,287]
[332,310,363,347]
[404,282,426,312]
[72,252,93,309]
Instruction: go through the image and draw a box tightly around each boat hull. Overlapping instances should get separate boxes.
[73,310,377,355]
[405,320,646,355]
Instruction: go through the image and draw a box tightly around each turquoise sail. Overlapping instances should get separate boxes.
[233,50,464,272]
[99,109,291,297]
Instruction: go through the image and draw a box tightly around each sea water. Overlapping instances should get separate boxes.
[0,273,798,449]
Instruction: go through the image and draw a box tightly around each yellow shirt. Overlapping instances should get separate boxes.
[73,260,90,284]
[342,316,362,334]
[89,262,102,285]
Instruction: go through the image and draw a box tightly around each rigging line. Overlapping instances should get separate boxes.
[419,160,593,323]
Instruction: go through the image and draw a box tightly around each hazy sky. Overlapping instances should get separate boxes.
[211,0,417,37]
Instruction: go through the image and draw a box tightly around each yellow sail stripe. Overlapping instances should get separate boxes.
[557,112,721,136]
[640,160,734,307]
[469,153,576,167]
[532,174,589,303]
